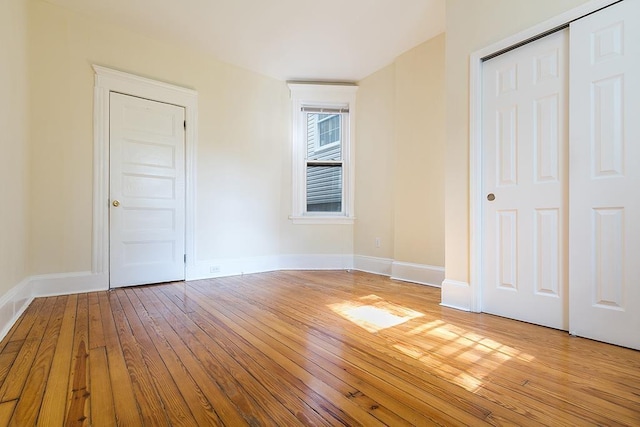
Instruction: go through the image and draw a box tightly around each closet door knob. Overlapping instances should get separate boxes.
[112,200,120,207]
[487,193,495,201]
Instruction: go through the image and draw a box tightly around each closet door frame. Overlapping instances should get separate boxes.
[467,0,620,313]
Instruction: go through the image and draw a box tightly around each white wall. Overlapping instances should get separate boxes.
[0,0,30,295]
[0,0,31,334]
[26,0,354,284]
[443,0,591,308]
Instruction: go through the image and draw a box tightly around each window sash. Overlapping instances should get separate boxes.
[304,110,348,215]
[306,164,343,213]
[306,112,343,160]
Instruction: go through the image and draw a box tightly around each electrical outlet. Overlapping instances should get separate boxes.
[210,265,221,273]
[375,237,381,248]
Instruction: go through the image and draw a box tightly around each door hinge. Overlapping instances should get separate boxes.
[183,120,186,130]
[183,254,186,263]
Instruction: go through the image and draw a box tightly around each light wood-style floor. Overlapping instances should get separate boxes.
[0,271,638,426]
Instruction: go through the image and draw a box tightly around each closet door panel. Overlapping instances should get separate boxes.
[569,0,640,350]
[481,29,569,330]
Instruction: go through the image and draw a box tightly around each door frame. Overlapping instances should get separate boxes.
[467,0,619,313]
[92,65,198,288]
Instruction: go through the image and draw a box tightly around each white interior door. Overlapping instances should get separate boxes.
[482,30,569,330]
[109,92,186,288]
[569,0,640,350]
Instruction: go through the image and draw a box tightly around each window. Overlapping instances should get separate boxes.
[288,83,358,224]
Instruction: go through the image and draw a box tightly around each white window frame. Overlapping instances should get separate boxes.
[288,83,357,224]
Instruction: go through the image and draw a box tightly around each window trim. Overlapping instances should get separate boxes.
[288,83,358,224]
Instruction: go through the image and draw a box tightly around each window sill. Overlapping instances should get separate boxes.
[288,215,355,225]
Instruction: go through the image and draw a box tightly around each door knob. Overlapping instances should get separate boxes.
[112,200,120,207]
[487,193,496,201]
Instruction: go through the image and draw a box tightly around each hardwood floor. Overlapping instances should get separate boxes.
[0,270,638,426]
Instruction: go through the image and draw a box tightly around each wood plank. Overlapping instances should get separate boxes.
[139,285,267,426]
[0,299,44,354]
[195,272,640,426]
[159,284,426,426]
[127,288,229,426]
[229,271,638,425]
[87,293,105,350]
[276,272,636,423]
[0,353,19,387]
[0,400,16,426]
[0,297,59,402]
[107,291,169,426]
[126,289,221,425]
[293,272,640,424]
[148,286,344,426]
[185,279,496,426]
[0,271,637,426]
[97,292,142,426]
[114,289,199,426]
[65,340,89,426]
[37,294,78,426]
[161,284,406,425]
[65,293,90,426]
[147,287,288,426]
[11,296,67,426]
[88,346,116,427]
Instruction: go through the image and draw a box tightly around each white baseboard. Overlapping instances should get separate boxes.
[391,261,444,288]
[30,271,108,297]
[188,254,354,281]
[0,256,450,339]
[188,255,280,280]
[440,279,472,311]
[0,278,33,341]
[279,254,354,271]
[353,255,445,288]
[353,255,393,276]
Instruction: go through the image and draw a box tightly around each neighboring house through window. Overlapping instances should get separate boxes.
[288,83,358,224]
[317,114,340,148]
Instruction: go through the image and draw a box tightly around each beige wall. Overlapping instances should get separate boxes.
[0,0,30,293]
[394,35,445,266]
[14,0,586,297]
[355,34,446,267]
[355,64,396,260]
[27,0,352,278]
[443,0,590,299]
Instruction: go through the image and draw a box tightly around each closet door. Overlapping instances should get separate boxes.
[569,0,640,350]
[481,30,569,330]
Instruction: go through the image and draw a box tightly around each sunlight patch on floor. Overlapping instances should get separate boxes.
[407,319,536,363]
[328,294,536,394]
[328,295,424,333]
[391,319,536,393]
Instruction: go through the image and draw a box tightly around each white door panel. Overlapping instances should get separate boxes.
[482,29,569,330]
[569,0,640,350]
[110,93,186,288]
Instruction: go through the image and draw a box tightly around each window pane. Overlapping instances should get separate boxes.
[306,113,341,161]
[306,165,342,212]
[318,114,340,146]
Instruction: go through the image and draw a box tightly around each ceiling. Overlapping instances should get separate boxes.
[44,0,445,82]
